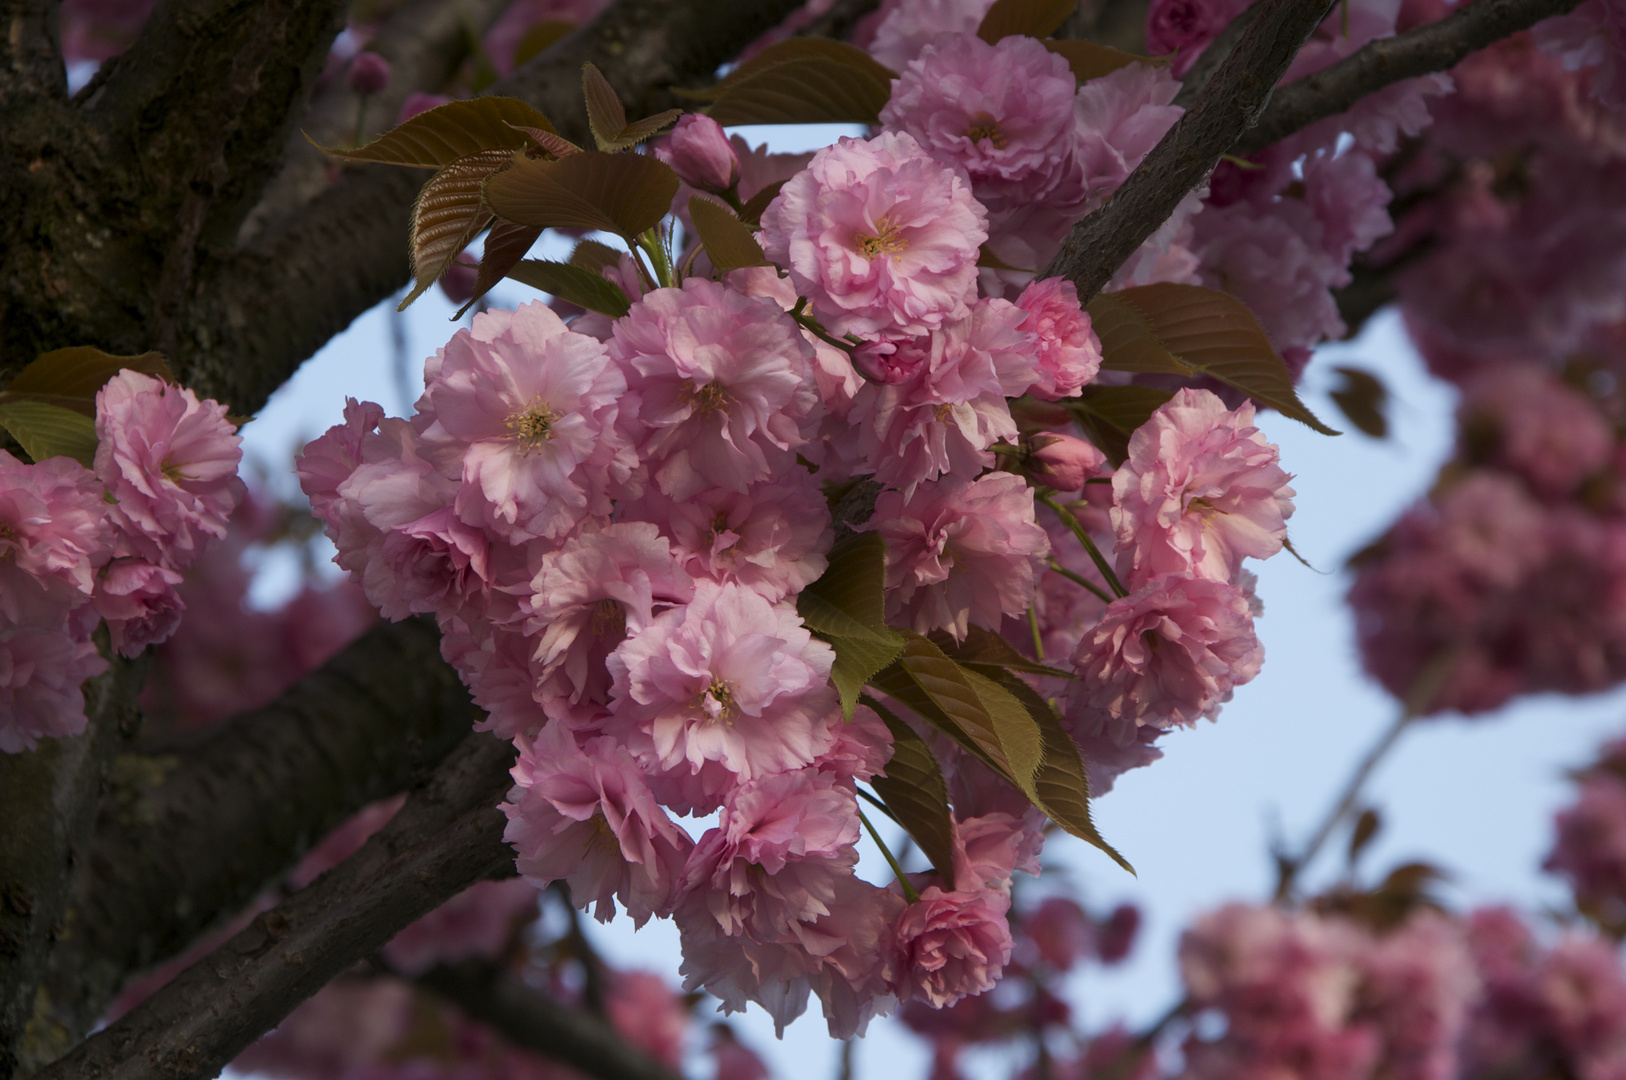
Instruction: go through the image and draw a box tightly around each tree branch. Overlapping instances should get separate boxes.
[13,617,481,1075]
[419,961,687,1080]
[181,0,806,415]
[0,0,67,106]
[1040,0,1339,304]
[33,732,517,1080]
[1235,0,1588,154]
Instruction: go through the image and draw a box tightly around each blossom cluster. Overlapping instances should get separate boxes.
[1,371,244,752]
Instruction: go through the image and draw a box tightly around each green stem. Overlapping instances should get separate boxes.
[860,807,920,904]
[1048,559,1113,604]
[791,306,857,354]
[1038,494,1127,598]
[636,227,673,289]
[1027,606,1045,660]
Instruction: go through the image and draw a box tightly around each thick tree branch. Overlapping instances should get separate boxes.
[15,618,480,1075]
[1171,5,1259,109]
[419,961,686,1080]
[33,732,517,1080]
[181,0,805,415]
[1040,0,1339,303]
[1236,0,1588,154]
[0,0,67,105]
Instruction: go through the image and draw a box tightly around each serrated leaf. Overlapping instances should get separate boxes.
[689,196,769,273]
[1,347,172,417]
[820,620,905,720]
[738,180,786,228]
[570,239,623,275]
[0,400,99,466]
[863,695,956,882]
[1086,284,1340,435]
[1042,39,1166,82]
[457,221,544,318]
[984,668,1133,873]
[695,39,896,126]
[505,121,582,158]
[512,19,575,68]
[1329,365,1389,438]
[977,0,1078,42]
[1062,384,1174,466]
[799,531,890,636]
[583,62,628,149]
[316,96,559,168]
[483,151,679,240]
[506,259,632,317]
[929,626,1074,680]
[400,149,508,310]
[958,663,1044,796]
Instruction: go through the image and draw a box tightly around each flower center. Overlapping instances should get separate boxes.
[855,217,908,260]
[506,400,556,452]
[687,380,729,415]
[966,114,1008,150]
[590,597,625,639]
[700,677,739,722]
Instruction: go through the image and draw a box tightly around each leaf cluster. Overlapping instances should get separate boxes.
[0,347,174,466]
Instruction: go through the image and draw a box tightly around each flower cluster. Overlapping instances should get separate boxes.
[1,371,243,752]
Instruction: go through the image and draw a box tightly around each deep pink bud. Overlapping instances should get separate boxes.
[663,114,739,194]
[347,52,391,96]
[438,255,479,305]
[1096,903,1141,964]
[1027,433,1106,492]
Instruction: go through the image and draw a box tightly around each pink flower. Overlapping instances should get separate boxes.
[1015,277,1103,399]
[607,580,838,805]
[503,723,694,926]
[95,370,244,567]
[296,398,384,523]
[1534,0,1626,110]
[93,557,184,658]
[849,298,1036,494]
[381,878,538,975]
[0,451,108,607]
[1111,388,1296,586]
[604,971,690,1068]
[660,113,740,194]
[1027,432,1107,492]
[420,302,633,542]
[610,278,820,500]
[0,613,106,753]
[1146,0,1247,73]
[1459,364,1614,497]
[1068,571,1264,741]
[893,885,1013,1009]
[347,52,391,96]
[760,131,988,338]
[1546,774,1626,916]
[680,767,861,939]
[438,618,549,739]
[1025,897,1097,972]
[1074,63,1184,201]
[525,522,694,725]
[866,0,997,70]
[869,472,1050,640]
[878,34,1081,212]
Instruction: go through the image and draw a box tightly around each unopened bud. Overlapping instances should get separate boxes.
[663,114,740,194]
[1027,433,1106,492]
[1095,903,1141,965]
[347,52,391,97]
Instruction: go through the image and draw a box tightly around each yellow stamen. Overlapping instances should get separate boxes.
[966,114,1008,149]
[506,400,556,453]
[855,217,908,259]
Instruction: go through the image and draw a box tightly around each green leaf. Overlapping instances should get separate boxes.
[1,346,172,417]
[977,0,1078,42]
[929,626,1074,680]
[1061,384,1174,466]
[482,151,679,240]
[695,39,897,126]
[399,149,508,310]
[1042,40,1167,82]
[570,239,624,277]
[506,259,632,317]
[862,695,957,882]
[314,96,559,168]
[737,180,786,229]
[688,196,769,273]
[0,400,99,466]
[799,531,890,635]
[982,668,1133,873]
[580,63,682,152]
[1086,284,1341,435]
[512,20,575,68]
[1328,365,1389,439]
[458,220,544,318]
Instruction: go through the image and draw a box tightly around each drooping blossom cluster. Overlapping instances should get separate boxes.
[1545,733,1626,935]
[1,371,244,752]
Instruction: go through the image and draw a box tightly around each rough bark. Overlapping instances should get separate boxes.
[32,732,516,1080]
[14,617,480,1075]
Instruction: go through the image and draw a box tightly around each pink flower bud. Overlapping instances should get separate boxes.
[1027,897,1096,971]
[1027,433,1106,492]
[1096,903,1141,964]
[438,255,479,305]
[662,114,739,194]
[347,52,391,97]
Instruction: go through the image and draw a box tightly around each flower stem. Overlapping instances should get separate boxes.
[1027,606,1045,660]
[1048,559,1113,604]
[859,807,920,904]
[1037,494,1127,598]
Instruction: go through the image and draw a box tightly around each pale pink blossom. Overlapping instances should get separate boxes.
[525,522,693,725]
[815,703,895,782]
[94,557,184,658]
[866,0,997,71]
[879,33,1082,211]
[604,971,690,1068]
[607,580,838,804]
[870,472,1050,640]
[0,451,108,604]
[438,618,550,739]
[893,885,1013,1009]
[1027,432,1107,492]
[1074,63,1185,201]
[609,278,819,500]
[1025,897,1097,972]
[1111,388,1296,586]
[504,723,694,925]
[1459,363,1614,496]
[1145,0,1248,74]
[681,767,861,939]
[1535,0,1626,110]
[420,302,633,541]
[848,298,1036,493]
[1068,571,1264,741]
[381,878,538,975]
[760,131,988,338]
[296,398,385,523]
[1015,277,1103,400]
[95,370,244,566]
[951,811,1039,892]
[659,113,739,194]
[1546,773,1626,918]
[0,612,105,753]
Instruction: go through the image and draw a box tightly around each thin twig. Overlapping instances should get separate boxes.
[1039,494,1127,598]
